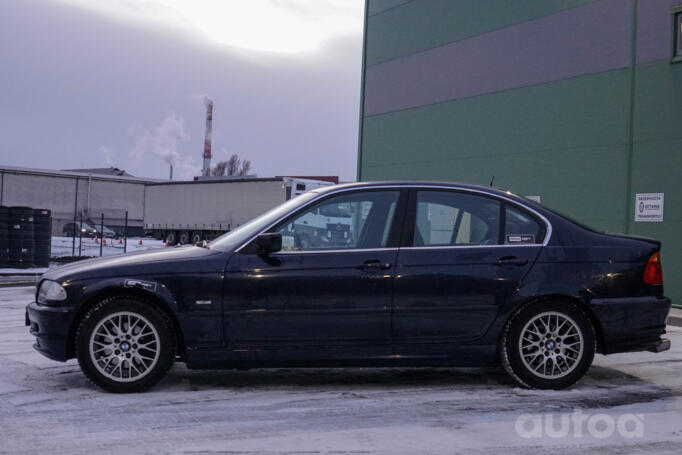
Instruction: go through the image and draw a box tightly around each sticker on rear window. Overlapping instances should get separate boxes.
[506,234,535,244]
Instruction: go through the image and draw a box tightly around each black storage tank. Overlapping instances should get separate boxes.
[0,206,8,268]
[8,206,34,268]
[33,208,52,267]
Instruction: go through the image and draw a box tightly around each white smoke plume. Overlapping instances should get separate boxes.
[99,145,115,167]
[131,113,189,167]
[190,93,212,108]
[130,113,200,179]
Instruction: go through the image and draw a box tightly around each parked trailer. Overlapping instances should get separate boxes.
[143,177,334,245]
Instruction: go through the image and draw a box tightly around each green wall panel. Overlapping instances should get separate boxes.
[633,61,682,142]
[362,69,630,169]
[366,0,597,65]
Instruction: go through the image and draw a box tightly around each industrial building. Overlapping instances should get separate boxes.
[0,165,339,245]
[0,165,157,236]
[358,0,682,305]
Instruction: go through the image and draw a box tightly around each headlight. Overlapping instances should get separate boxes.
[37,280,67,304]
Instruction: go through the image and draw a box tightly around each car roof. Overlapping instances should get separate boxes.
[312,180,527,201]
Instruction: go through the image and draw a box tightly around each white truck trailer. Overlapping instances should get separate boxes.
[143,177,334,245]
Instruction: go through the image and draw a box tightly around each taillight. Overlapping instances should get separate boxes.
[643,251,663,285]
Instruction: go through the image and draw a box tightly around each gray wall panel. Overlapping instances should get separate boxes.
[364,0,630,116]
[636,0,678,64]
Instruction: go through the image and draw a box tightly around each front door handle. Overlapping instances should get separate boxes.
[496,256,528,266]
[356,259,392,271]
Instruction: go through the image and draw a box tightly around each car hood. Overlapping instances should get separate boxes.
[42,246,227,282]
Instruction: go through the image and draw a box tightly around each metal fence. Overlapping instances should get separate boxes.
[67,210,131,258]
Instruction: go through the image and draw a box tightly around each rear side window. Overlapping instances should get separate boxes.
[414,191,500,246]
[504,204,544,245]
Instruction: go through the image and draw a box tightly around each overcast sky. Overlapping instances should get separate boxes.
[0,0,364,181]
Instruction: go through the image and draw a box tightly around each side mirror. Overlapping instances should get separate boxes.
[253,232,282,255]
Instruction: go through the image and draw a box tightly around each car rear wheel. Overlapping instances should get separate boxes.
[500,300,595,389]
[75,296,175,393]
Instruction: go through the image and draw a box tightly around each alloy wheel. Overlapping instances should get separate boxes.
[89,311,161,382]
[518,311,584,379]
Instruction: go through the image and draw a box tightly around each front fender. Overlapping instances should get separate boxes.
[63,276,183,359]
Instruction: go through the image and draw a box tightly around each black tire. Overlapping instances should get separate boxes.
[190,231,202,244]
[75,296,175,393]
[166,231,178,246]
[500,300,595,390]
[178,230,190,245]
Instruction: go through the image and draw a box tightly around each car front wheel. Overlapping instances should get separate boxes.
[500,300,595,389]
[75,296,175,393]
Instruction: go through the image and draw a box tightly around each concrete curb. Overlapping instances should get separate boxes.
[0,277,39,288]
[0,273,42,277]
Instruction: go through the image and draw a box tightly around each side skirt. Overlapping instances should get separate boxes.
[184,345,498,370]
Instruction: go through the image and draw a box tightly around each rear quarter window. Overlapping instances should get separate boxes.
[504,204,544,245]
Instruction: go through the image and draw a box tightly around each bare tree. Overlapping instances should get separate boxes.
[226,154,240,176]
[211,161,227,176]
[211,154,253,176]
[239,160,251,176]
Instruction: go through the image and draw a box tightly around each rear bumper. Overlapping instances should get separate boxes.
[25,302,75,362]
[591,295,671,355]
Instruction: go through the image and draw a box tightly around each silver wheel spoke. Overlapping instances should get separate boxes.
[518,311,584,380]
[89,311,160,383]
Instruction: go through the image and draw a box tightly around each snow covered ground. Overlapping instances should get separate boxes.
[1,285,681,454]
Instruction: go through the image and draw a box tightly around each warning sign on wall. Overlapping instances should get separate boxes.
[635,193,664,222]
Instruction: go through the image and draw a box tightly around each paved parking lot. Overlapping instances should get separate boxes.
[2,286,682,454]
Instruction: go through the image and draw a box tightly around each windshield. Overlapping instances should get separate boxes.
[209,191,319,251]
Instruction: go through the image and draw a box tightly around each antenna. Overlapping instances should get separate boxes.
[489,176,495,187]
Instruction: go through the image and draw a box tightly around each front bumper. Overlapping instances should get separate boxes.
[25,301,76,362]
[591,295,672,355]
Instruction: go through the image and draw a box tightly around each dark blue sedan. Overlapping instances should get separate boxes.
[26,182,671,392]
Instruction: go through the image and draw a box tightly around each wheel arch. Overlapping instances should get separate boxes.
[67,286,186,360]
[500,294,605,354]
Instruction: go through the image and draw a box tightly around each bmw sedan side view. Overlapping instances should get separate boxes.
[26,182,671,392]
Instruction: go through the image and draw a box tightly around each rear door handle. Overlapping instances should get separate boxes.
[496,256,528,266]
[356,259,392,271]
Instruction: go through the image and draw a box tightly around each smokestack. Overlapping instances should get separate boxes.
[169,164,173,180]
[202,97,213,176]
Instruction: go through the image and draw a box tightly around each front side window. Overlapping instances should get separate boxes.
[414,191,500,246]
[274,190,399,251]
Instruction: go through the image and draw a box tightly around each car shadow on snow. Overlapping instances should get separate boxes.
[131,363,679,412]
